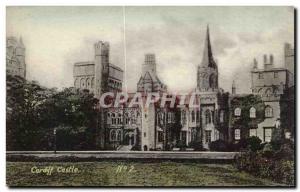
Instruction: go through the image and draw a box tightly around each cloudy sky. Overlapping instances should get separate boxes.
[7,6,294,93]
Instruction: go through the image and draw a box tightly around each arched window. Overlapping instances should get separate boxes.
[265,88,272,96]
[234,129,240,140]
[112,113,116,125]
[220,110,224,123]
[191,128,197,142]
[234,108,241,116]
[265,106,273,117]
[250,107,256,118]
[91,77,94,88]
[191,111,195,122]
[209,74,216,88]
[110,130,116,141]
[86,78,91,88]
[117,130,121,141]
[205,110,211,124]
[80,78,85,88]
[117,113,122,124]
[196,110,200,122]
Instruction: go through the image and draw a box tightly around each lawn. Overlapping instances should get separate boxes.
[7,161,284,187]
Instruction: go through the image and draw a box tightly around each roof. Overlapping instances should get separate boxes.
[200,25,217,69]
[251,67,288,73]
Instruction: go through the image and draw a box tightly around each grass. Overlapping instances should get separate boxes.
[7,161,284,187]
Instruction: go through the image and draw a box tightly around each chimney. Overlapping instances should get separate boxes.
[253,58,258,70]
[270,54,274,65]
[263,54,267,64]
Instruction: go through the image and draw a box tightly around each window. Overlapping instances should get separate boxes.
[168,112,172,123]
[265,106,273,117]
[158,131,163,142]
[220,110,224,123]
[111,113,116,125]
[205,110,211,124]
[196,110,200,122]
[191,129,197,142]
[250,107,256,118]
[205,130,212,143]
[259,72,264,79]
[265,88,272,96]
[264,128,272,142]
[234,129,241,140]
[274,72,278,78]
[110,130,116,141]
[117,113,122,124]
[234,108,241,116]
[191,111,195,122]
[249,129,257,137]
[117,130,121,141]
[144,132,146,137]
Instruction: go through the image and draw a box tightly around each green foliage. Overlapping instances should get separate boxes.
[6,75,98,151]
[246,136,262,152]
[231,94,265,129]
[188,141,205,151]
[209,139,228,151]
[175,140,187,150]
[235,139,295,186]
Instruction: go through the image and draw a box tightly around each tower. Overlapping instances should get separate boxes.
[137,54,167,93]
[284,43,294,75]
[15,37,26,78]
[197,25,218,92]
[94,41,109,99]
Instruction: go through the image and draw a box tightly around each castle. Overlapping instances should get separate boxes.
[73,27,294,151]
[6,37,26,79]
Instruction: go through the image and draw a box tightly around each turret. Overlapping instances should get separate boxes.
[94,41,110,98]
[142,54,156,75]
[264,54,274,70]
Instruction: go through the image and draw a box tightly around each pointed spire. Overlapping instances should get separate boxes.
[200,25,217,69]
[232,80,236,95]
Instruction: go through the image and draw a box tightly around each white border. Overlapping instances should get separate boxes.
[1,0,299,191]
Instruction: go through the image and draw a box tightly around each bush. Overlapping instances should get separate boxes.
[175,140,187,151]
[235,139,295,186]
[262,143,274,158]
[131,145,141,151]
[246,136,262,152]
[209,139,228,151]
[188,141,204,151]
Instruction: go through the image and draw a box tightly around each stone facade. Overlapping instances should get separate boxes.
[229,44,295,143]
[6,37,26,79]
[73,41,123,99]
[73,32,294,150]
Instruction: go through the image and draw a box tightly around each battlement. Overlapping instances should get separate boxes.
[94,41,110,56]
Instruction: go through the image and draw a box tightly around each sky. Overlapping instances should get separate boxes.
[6,6,294,93]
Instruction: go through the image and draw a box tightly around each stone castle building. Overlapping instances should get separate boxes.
[6,37,26,79]
[73,28,294,151]
[229,43,295,143]
[73,41,123,98]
